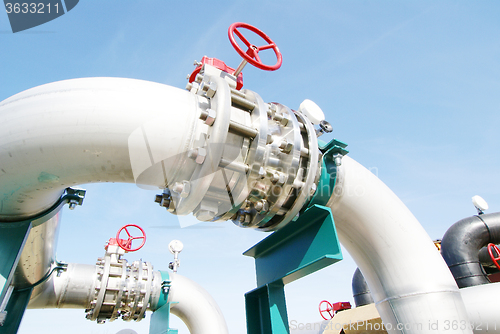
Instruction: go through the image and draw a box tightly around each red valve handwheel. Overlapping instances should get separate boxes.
[228,22,282,71]
[318,300,334,320]
[487,243,500,271]
[116,224,146,252]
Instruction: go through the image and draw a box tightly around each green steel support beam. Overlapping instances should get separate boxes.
[244,205,342,334]
[0,288,32,334]
[243,138,347,334]
[244,205,342,287]
[245,281,289,334]
[0,221,32,327]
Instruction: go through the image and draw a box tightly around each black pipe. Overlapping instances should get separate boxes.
[351,268,374,307]
[441,212,500,288]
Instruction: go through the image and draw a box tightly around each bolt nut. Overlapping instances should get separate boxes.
[172,181,190,198]
[195,209,216,221]
[333,154,343,167]
[280,114,289,126]
[197,81,207,96]
[190,81,200,94]
[188,147,207,164]
[310,183,317,196]
[254,199,269,213]
[206,81,217,98]
[258,167,266,178]
[319,120,333,133]
[279,140,293,154]
[271,172,286,185]
[155,194,162,203]
[161,197,171,208]
[205,109,216,126]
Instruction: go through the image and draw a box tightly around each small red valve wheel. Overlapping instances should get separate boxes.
[319,300,334,320]
[228,22,282,71]
[116,224,146,252]
[487,243,500,271]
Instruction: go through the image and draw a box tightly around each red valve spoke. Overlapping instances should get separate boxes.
[124,227,131,238]
[257,43,275,51]
[234,28,252,47]
[253,52,262,63]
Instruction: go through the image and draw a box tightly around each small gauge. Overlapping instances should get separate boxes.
[168,240,184,254]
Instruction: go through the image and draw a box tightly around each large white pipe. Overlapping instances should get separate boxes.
[327,156,472,333]
[167,272,229,334]
[460,282,500,334]
[0,77,203,221]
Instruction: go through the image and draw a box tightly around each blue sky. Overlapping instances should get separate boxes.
[2,1,500,333]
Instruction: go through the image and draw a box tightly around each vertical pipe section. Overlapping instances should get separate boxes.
[352,268,374,307]
[327,156,471,333]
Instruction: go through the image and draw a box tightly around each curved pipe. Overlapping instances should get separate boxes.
[0,77,204,221]
[351,268,374,307]
[166,272,229,334]
[441,213,500,288]
[327,156,471,333]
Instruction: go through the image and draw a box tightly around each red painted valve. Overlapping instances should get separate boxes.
[487,243,500,271]
[228,22,282,73]
[116,224,146,252]
[319,300,334,320]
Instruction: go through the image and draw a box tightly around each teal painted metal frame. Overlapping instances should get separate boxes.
[243,138,348,334]
[150,271,178,334]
